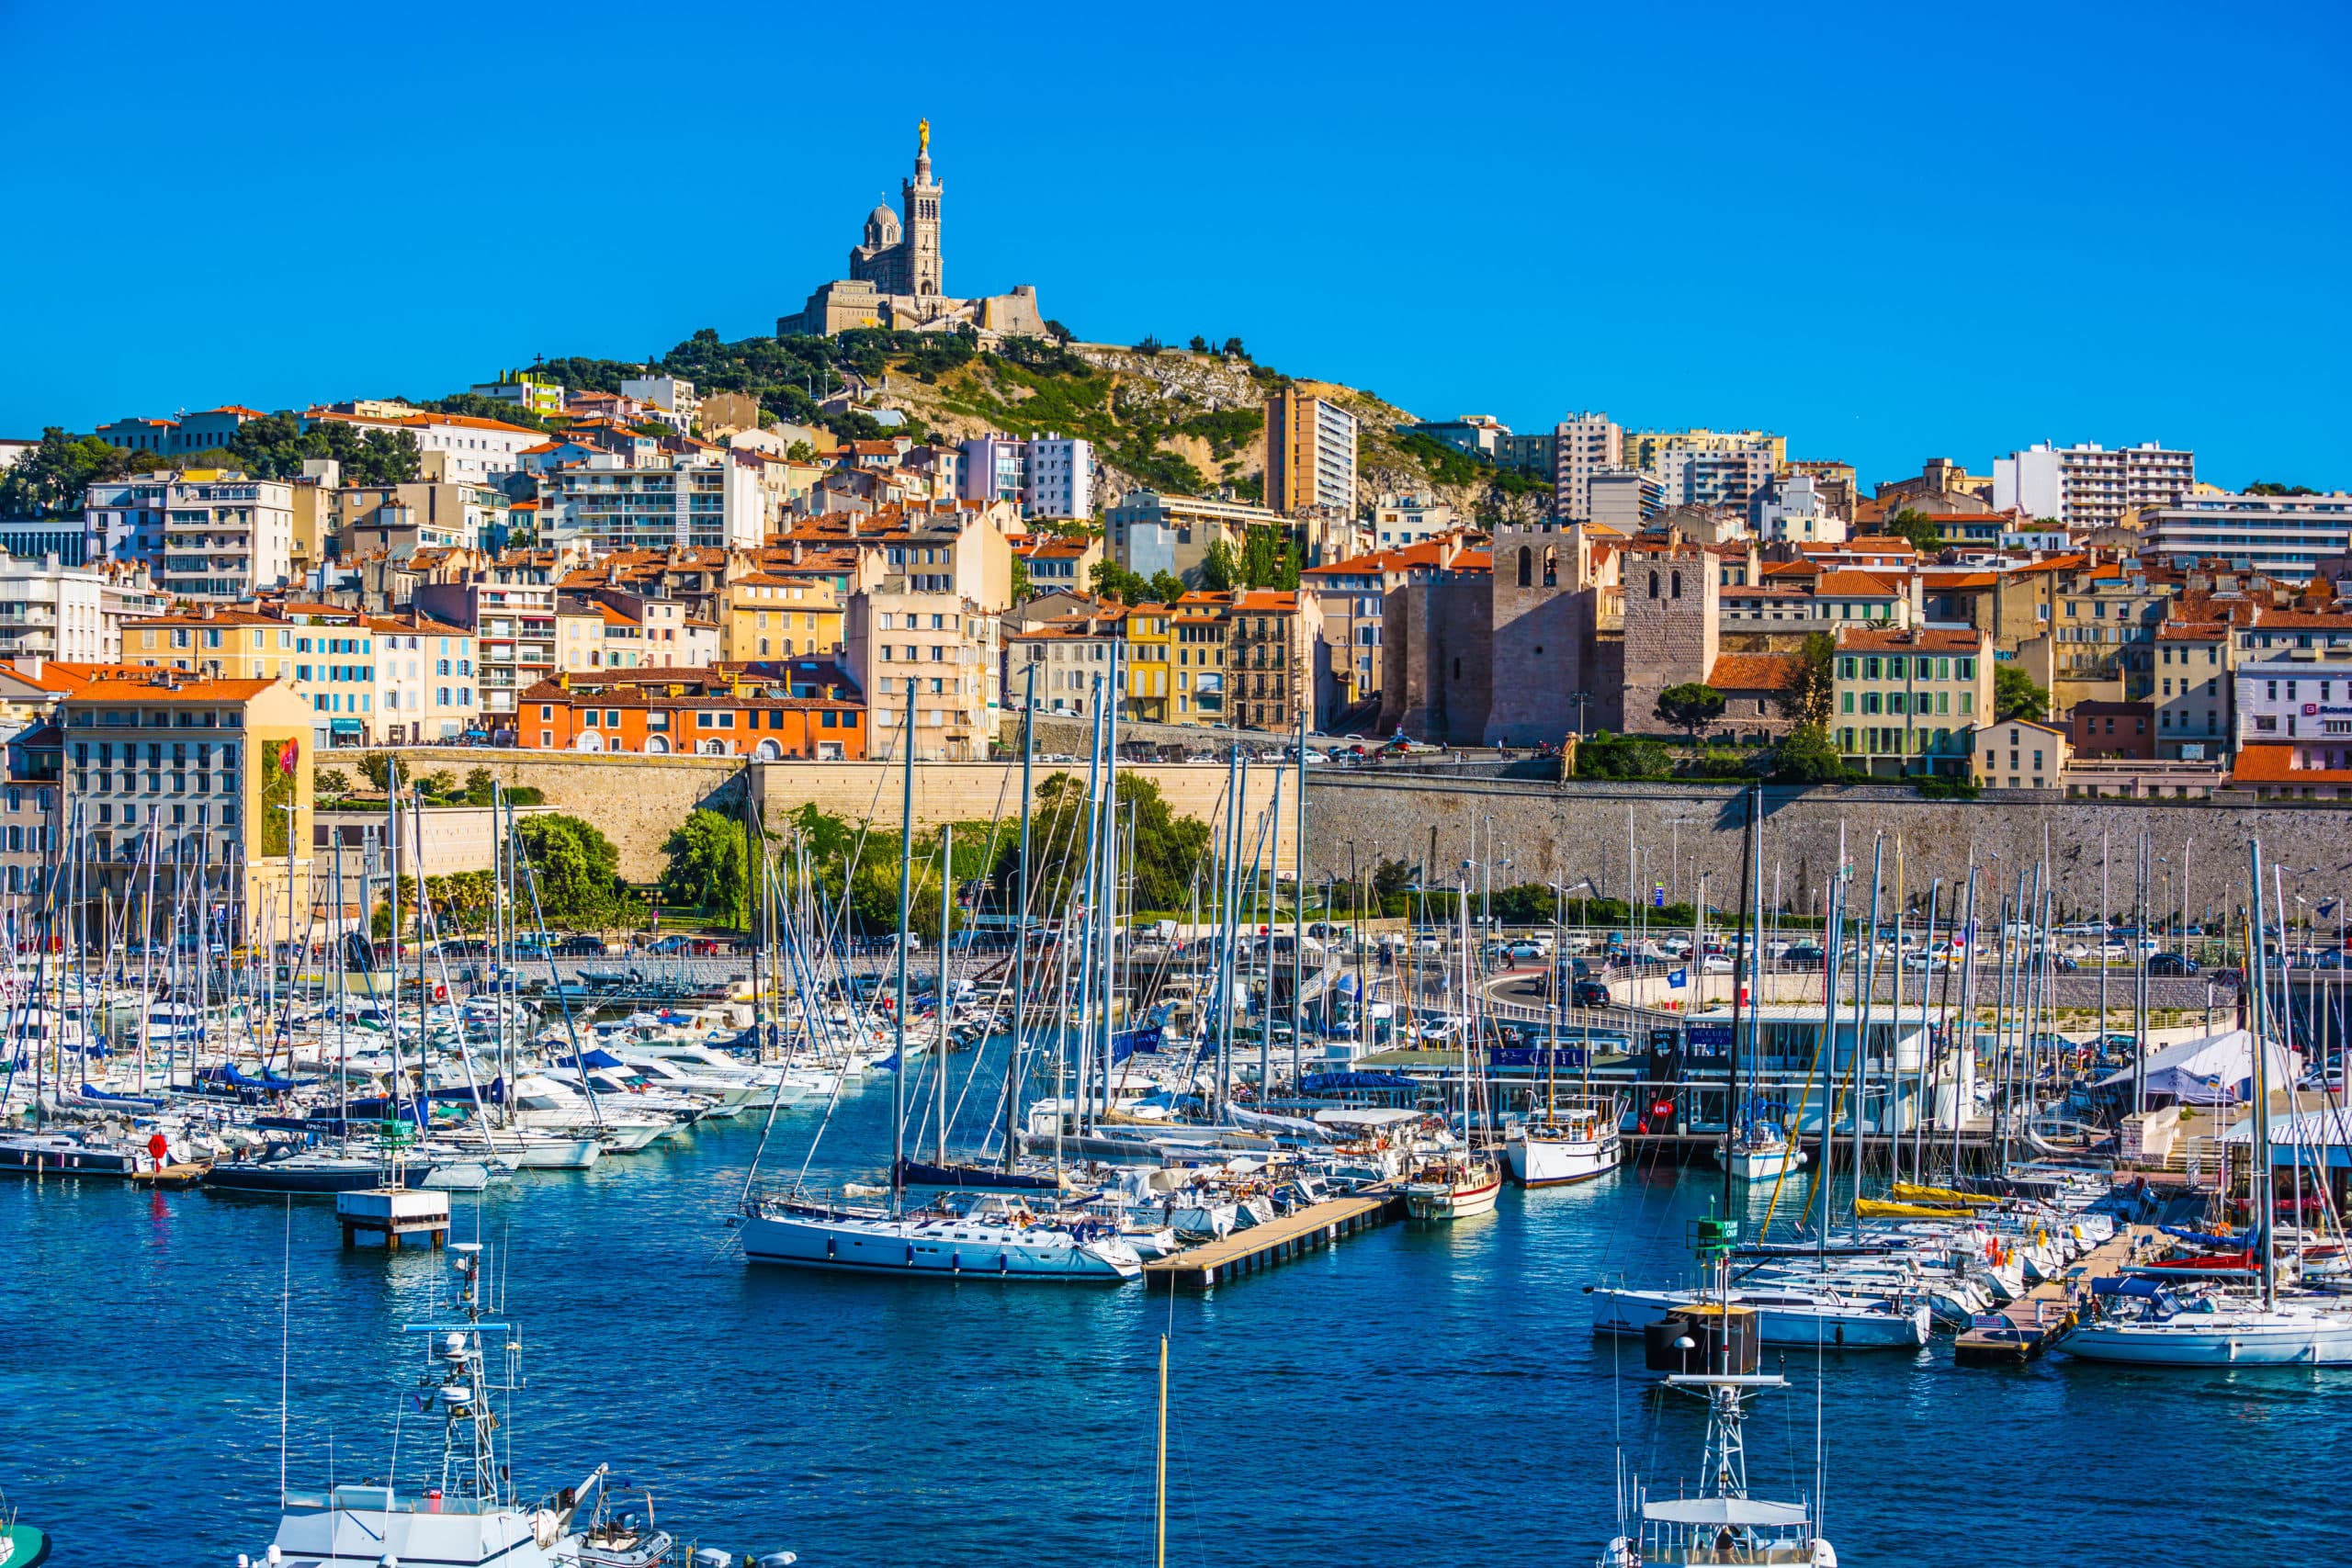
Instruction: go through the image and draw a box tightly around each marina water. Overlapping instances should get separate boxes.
[4,1039,2344,1567]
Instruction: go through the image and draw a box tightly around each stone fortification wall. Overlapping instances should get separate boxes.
[1302,774,2352,919]
[388,747,1297,880]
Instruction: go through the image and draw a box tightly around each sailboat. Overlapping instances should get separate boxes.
[1599,1208,1836,1568]
[734,680,1143,1283]
[2068,836,2352,1367]
[1405,882,1502,1219]
[1713,783,1808,1184]
[1508,880,1623,1188]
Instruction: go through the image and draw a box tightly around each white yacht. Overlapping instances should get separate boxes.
[1506,1096,1623,1187]
[739,1190,1143,1281]
[1714,1119,1807,1182]
[2068,1287,2352,1366]
[1591,1279,1930,1349]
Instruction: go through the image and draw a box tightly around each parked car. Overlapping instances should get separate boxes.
[1572,978,1612,1009]
[1781,943,1827,969]
[2148,952,2201,976]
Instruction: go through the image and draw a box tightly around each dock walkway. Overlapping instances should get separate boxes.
[1953,1224,2153,1365]
[1146,1190,1402,1290]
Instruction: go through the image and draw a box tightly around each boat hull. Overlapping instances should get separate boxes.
[0,1138,138,1177]
[2067,1311,2352,1366]
[1406,1175,1502,1220]
[1590,1286,1930,1348]
[202,1163,432,1196]
[1506,1133,1622,1188]
[1713,1143,1808,1181]
[741,1212,1141,1281]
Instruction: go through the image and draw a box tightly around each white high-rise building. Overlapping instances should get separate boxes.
[539,453,767,550]
[1023,434,1094,520]
[1551,412,1623,521]
[0,554,164,663]
[1992,442,2195,529]
[85,470,295,601]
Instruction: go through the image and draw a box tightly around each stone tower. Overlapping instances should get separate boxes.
[1619,537,1721,738]
[902,118,943,298]
[847,119,944,299]
[1484,522,1611,745]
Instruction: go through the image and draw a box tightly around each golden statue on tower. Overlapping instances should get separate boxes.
[918,118,930,156]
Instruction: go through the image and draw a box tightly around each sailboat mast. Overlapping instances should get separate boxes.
[890,680,915,1218]
[1003,661,1035,1175]
[1724,782,1755,1215]
[936,822,952,1169]
[2249,836,2277,1311]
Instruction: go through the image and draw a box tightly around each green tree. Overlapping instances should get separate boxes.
[992,772,1209,915]
[227,411,421,485]
[1779,632,1837,729]
[1994,665,2049,722]
[660,808,751,928]
[1770,724,1849,784]
[1575,731,1672,781]
[1188,335,1209,353]
[1884,508,1946,557]
[1238,525,1301,590]
[356,752,394,792]
[0,428,157,517]
[1091,560,1149,603]
[315,767,353,803]
[515,814,631,928]
[1655,682,1727,748]
[1147,570,1187,606]
[1199,539,1239,592]
[2246,482,2318,496]
[1009,556,1033,603]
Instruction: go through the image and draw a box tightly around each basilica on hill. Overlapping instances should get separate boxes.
[778,120,1049,341]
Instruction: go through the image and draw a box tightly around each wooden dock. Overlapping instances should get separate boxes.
[1145,1190,1403,1290]
[1952,1224,2153,1365]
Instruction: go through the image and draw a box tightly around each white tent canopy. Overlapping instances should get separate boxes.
[2097,1028,2299,1105]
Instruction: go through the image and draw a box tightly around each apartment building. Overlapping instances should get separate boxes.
[519,670,864,760]
[1006,606,1125,718]
[301,406,542,485]
[2143,491,2352,579]
[414,573,560,741]
[60,669,314,932]
[1972,718,2069,791]
[1831,626,1989,776]
[1300,553,1391,721]
[1551,412,1623,522]
[1991,442,2194,529]
[2051,570,2166,698]
[1169,594,1230,725]
[1025,434,1095,519]
[1124,604,1175,724]
[1654,446,1776,513]
[1227,589,1310,732]
[363,615,481,744]
[1369,493,1457,550]
[85,469,295,600]
[0,554,164,664]
[2152,621,2232,758]
[540,452,767,551]
[1266,390,1358,515]
[556,592,720,672]
[340,480,511,558]
[721,571,842,661]
[844,589,999,760]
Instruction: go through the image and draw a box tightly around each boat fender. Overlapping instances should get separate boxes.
[904,1243,915,1267]
[826,1236,836,1259]
[999,1252,1009,1274]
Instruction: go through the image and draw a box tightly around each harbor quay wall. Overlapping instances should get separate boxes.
[384,748,1295,883]
[1300,777,2352,923]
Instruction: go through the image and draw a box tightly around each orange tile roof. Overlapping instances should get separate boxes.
[2156,621,2229,642]
[61,673,278,702]
[1834,626,1985,653]
[1706,652,1801,692]
[2232,744,2352,784]
[1814,570,1905,596]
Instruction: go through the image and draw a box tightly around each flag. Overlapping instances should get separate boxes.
[1668,967,1689,989]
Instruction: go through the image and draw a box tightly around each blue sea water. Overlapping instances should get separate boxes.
[4,1046,2347,1567]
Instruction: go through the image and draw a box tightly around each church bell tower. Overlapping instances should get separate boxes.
[903,118,944,299]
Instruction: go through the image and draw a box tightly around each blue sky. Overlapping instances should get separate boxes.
[3,0,2345,491]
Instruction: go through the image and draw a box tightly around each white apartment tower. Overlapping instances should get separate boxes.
[1992,442,2196,529]
[1551,412,1623,522]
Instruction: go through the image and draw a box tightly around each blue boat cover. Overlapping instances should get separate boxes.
[2160,1225,2246,1248]
[1299,1070,1418,1094]
[2091,1275,2171,1299]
